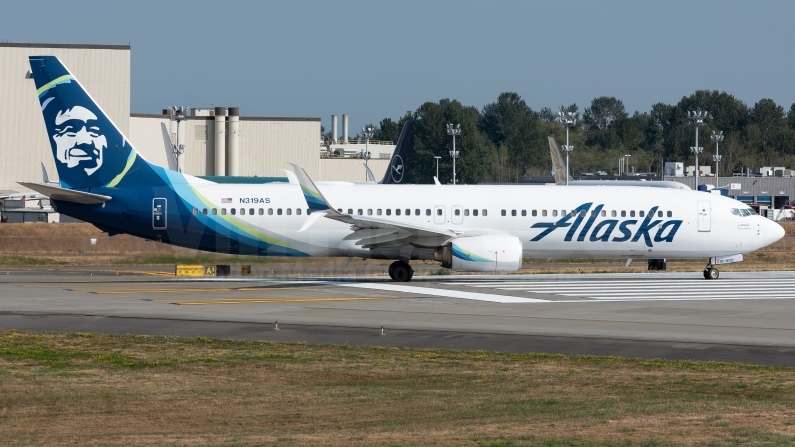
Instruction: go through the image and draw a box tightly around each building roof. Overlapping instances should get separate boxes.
[0,42,130,50]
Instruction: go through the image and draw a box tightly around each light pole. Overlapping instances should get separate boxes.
[169,106,187,172]
[434,156,441,180]
[711,130,724,186]
[624,154,631,175]
[687,110,710,182]
[446,123,461,185]
[557,111,577,185]
[361,126,374,181]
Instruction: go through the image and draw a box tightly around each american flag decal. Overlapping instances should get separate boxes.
[221,198,232,203]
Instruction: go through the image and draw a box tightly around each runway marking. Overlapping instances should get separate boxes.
[335,283,548,303]
[153,297,392,305]
[441,278,795,302]
[81,287,310,295]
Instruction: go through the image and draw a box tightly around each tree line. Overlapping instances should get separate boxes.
[359,91,795,184]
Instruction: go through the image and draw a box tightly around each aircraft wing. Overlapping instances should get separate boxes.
[548,136,569,184]
[290,164,456,248]
[18,182,111,204]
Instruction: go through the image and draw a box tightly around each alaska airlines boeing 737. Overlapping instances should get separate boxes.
[22,56,785,281]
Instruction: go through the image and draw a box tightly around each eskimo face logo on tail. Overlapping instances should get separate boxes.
[52,106,107,176]
[529,203,683,247]
[390,155,404,183]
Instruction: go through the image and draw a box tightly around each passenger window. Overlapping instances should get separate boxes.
[611,210,617,217]
[377,209,382,216]
[251,208,257,215]
[630,210,635,217]
[562,210,567,216]
[437,209,442,216]
[358,209,363,216]
[553,210,558,217]
[511,210,517,217]
[580,211,586,217]
[221,208,227,215]
[521,210,526,217]
[348,209,353,215]
[501,210,506,216]
[464,209,470,216]
[406,209,410,216]
[386,209,392,216]
[542,210,547,217]
[202,208,208,215]
[231,208,236,215]
[297,209,302,216]
[621,210,626,217]
[473,209,479,216]
[192,208,198,215]
[240,208,245,215]
[277,208,282,215]
[639,210,644,217]
[368,209,373,216]
[483,210,488,216]
[657,211,662,217]
[268,208,273,215]
[667,211,672,217]
[426,209,431,216]
[454,209,460,216]
[532,210,537,217]
[212,208,217,215]
[600,210,606,217]
[415,209,420,216]
[396,209,401,216]
[337,208,342,213]
[258,209,263,215]
[285,208,291,216]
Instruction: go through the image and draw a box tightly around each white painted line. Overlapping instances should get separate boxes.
[335,283,548,303]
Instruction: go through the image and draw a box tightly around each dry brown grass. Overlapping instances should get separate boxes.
[1,331,795,446]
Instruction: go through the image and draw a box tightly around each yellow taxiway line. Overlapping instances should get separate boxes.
[154,297,391,305]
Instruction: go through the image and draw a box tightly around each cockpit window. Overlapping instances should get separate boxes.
[731,208,741,216]
[748,208,757,215]
[740,209,751,217]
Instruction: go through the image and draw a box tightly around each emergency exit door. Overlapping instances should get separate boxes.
[153,198,167,229]
[697,200,711,232]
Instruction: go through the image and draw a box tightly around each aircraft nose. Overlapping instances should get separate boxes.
[765,219,786,246]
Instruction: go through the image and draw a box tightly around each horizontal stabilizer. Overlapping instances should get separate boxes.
[18,182,111,204]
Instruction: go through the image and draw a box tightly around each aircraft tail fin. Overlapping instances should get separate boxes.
[548,136,569,184]
[380,119,413,184]
[29,56,153,190]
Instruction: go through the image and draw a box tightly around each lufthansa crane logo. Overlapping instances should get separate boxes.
[390,155,404,183]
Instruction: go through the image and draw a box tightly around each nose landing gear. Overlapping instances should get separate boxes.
[703,264,719,280]
[388,260,414,282]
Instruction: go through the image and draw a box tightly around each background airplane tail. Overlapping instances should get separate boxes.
[29,56,150,190]
[380,119,413,184]
[548,136,570,184]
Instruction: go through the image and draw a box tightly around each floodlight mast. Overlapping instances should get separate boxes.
[362,126,374,181]
[711,130,724,187]
[446,123,461,185]
[170,106,187,172]
[687,110,710,182]
[557,111,577,185]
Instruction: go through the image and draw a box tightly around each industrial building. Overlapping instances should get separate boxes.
[0,42,392,201]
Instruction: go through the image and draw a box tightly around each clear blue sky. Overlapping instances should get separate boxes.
[4,1,793,134]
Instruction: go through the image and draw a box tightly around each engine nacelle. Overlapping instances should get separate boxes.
[434,234,523,272]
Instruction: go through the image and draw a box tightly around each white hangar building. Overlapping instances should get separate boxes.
[0,42,392,193]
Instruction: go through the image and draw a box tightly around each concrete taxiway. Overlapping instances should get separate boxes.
[1,271,795,365]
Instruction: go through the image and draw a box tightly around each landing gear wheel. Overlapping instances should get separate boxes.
[388,261,413,282]
[703,265,719,280]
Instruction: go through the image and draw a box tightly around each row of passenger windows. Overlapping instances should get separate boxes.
[499,209,674,218]
[192,207,674,219]
[193,208,309,216]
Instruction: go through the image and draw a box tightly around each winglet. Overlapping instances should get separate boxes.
[41,162,50,184]
[548,136,569,184]
[364,163,375,182]
[289,163,336,213]
[433,176,441,186]
[161,122,179,171]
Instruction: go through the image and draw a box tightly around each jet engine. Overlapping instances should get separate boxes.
[434,234,523,272]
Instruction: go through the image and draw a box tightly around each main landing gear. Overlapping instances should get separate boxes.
[703,263,720,280]
[389,260,413,282]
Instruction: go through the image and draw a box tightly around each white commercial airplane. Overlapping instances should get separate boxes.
[21,56,785,281]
